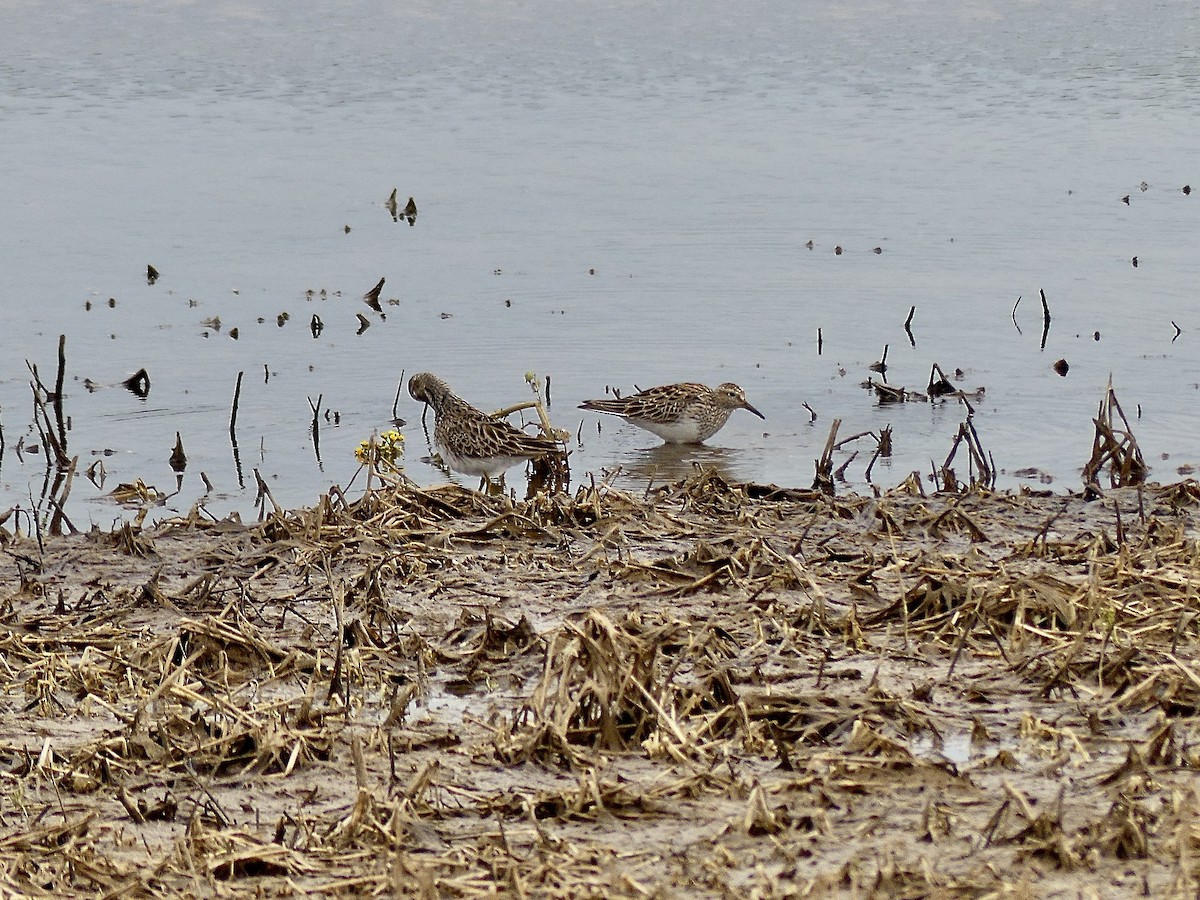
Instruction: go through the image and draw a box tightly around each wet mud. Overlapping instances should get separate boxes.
[1,470,1198,897]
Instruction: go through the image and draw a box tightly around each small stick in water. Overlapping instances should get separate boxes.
[1039,289,1052,351]
[54,334,68,453]
[122,368,151,398]
[170,432,187,473]
[230,371,244,438]
[869,344,889,374]
[308,394,323,464]
[363,277,385,312]
[392,370,406,424]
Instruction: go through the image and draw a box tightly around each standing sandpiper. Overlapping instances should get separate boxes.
[408,372,563,480]
[579,382,765,444]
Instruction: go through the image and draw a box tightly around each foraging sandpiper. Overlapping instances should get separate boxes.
[579,382,765,444]
[408,372,563,479]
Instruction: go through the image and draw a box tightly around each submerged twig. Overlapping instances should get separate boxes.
[308,395,323,465]
[1039,289,1051,351]
[869,344,889,374]
[54,334,67,454]
[230,371,244,439]
[230,371,245,489]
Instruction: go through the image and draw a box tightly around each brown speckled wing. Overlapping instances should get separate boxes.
[437,399,559,460]
[580,383,708,424]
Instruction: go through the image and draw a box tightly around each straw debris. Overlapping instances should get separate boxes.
[0,469,1198,896]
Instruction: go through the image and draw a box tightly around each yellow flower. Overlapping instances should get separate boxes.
[355,430,405,466]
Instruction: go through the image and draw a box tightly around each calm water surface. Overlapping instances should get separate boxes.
[2,1,1199,525]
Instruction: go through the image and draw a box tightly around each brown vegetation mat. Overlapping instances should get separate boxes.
[1,469,1199,897]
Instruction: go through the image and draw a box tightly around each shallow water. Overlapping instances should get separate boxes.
[3,0,1199,525]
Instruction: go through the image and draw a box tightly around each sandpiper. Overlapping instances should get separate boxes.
[408,372,562,479]
[579,382,765,444]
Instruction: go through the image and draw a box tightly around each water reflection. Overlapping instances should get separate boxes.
[612,443,753,488]
[363,277,385,312]
[123,369,151,399]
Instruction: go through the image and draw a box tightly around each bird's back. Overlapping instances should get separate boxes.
[579,382,710,423]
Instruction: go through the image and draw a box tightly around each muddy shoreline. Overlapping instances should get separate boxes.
[1,471,1198,897]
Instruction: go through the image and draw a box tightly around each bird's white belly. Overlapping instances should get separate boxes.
[439,444,525,478]
[630,418,708,444]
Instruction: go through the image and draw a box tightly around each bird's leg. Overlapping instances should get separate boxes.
[479,474,507,496]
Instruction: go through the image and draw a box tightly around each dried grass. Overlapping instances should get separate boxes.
[0,466,1198,897]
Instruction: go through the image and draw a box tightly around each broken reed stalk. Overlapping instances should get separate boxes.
[54,334,67,454]
[27,372,69,470]
[26,355,70,467]
[169,433,187,473]
[928,363,955,397]
[863,447,880,483]
[231,442,245,489]
[873,382,907,403]
[939,424,968,492]
[937,459,957,494]
[491,399,561,441]
[308,394,323,461]
[325,562,347,708]
[47,456,80,536]
[391,370,405,421]
[1039,289,1052,351]
[834,430,876,451]
[963,417,994,489]
[252,468,283,519]
[835,450,858,482]
[1103,383,1141,453]
[870,344,889,373]
[813,418,841,494]
[904,306,916,346]
[228,371,246,488]
[878,425,893,457]
[230,371,244,438]
[862,427,892,483]
[1082,380,1146,491]
[940,416,994,492]
[351,733,368,793]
